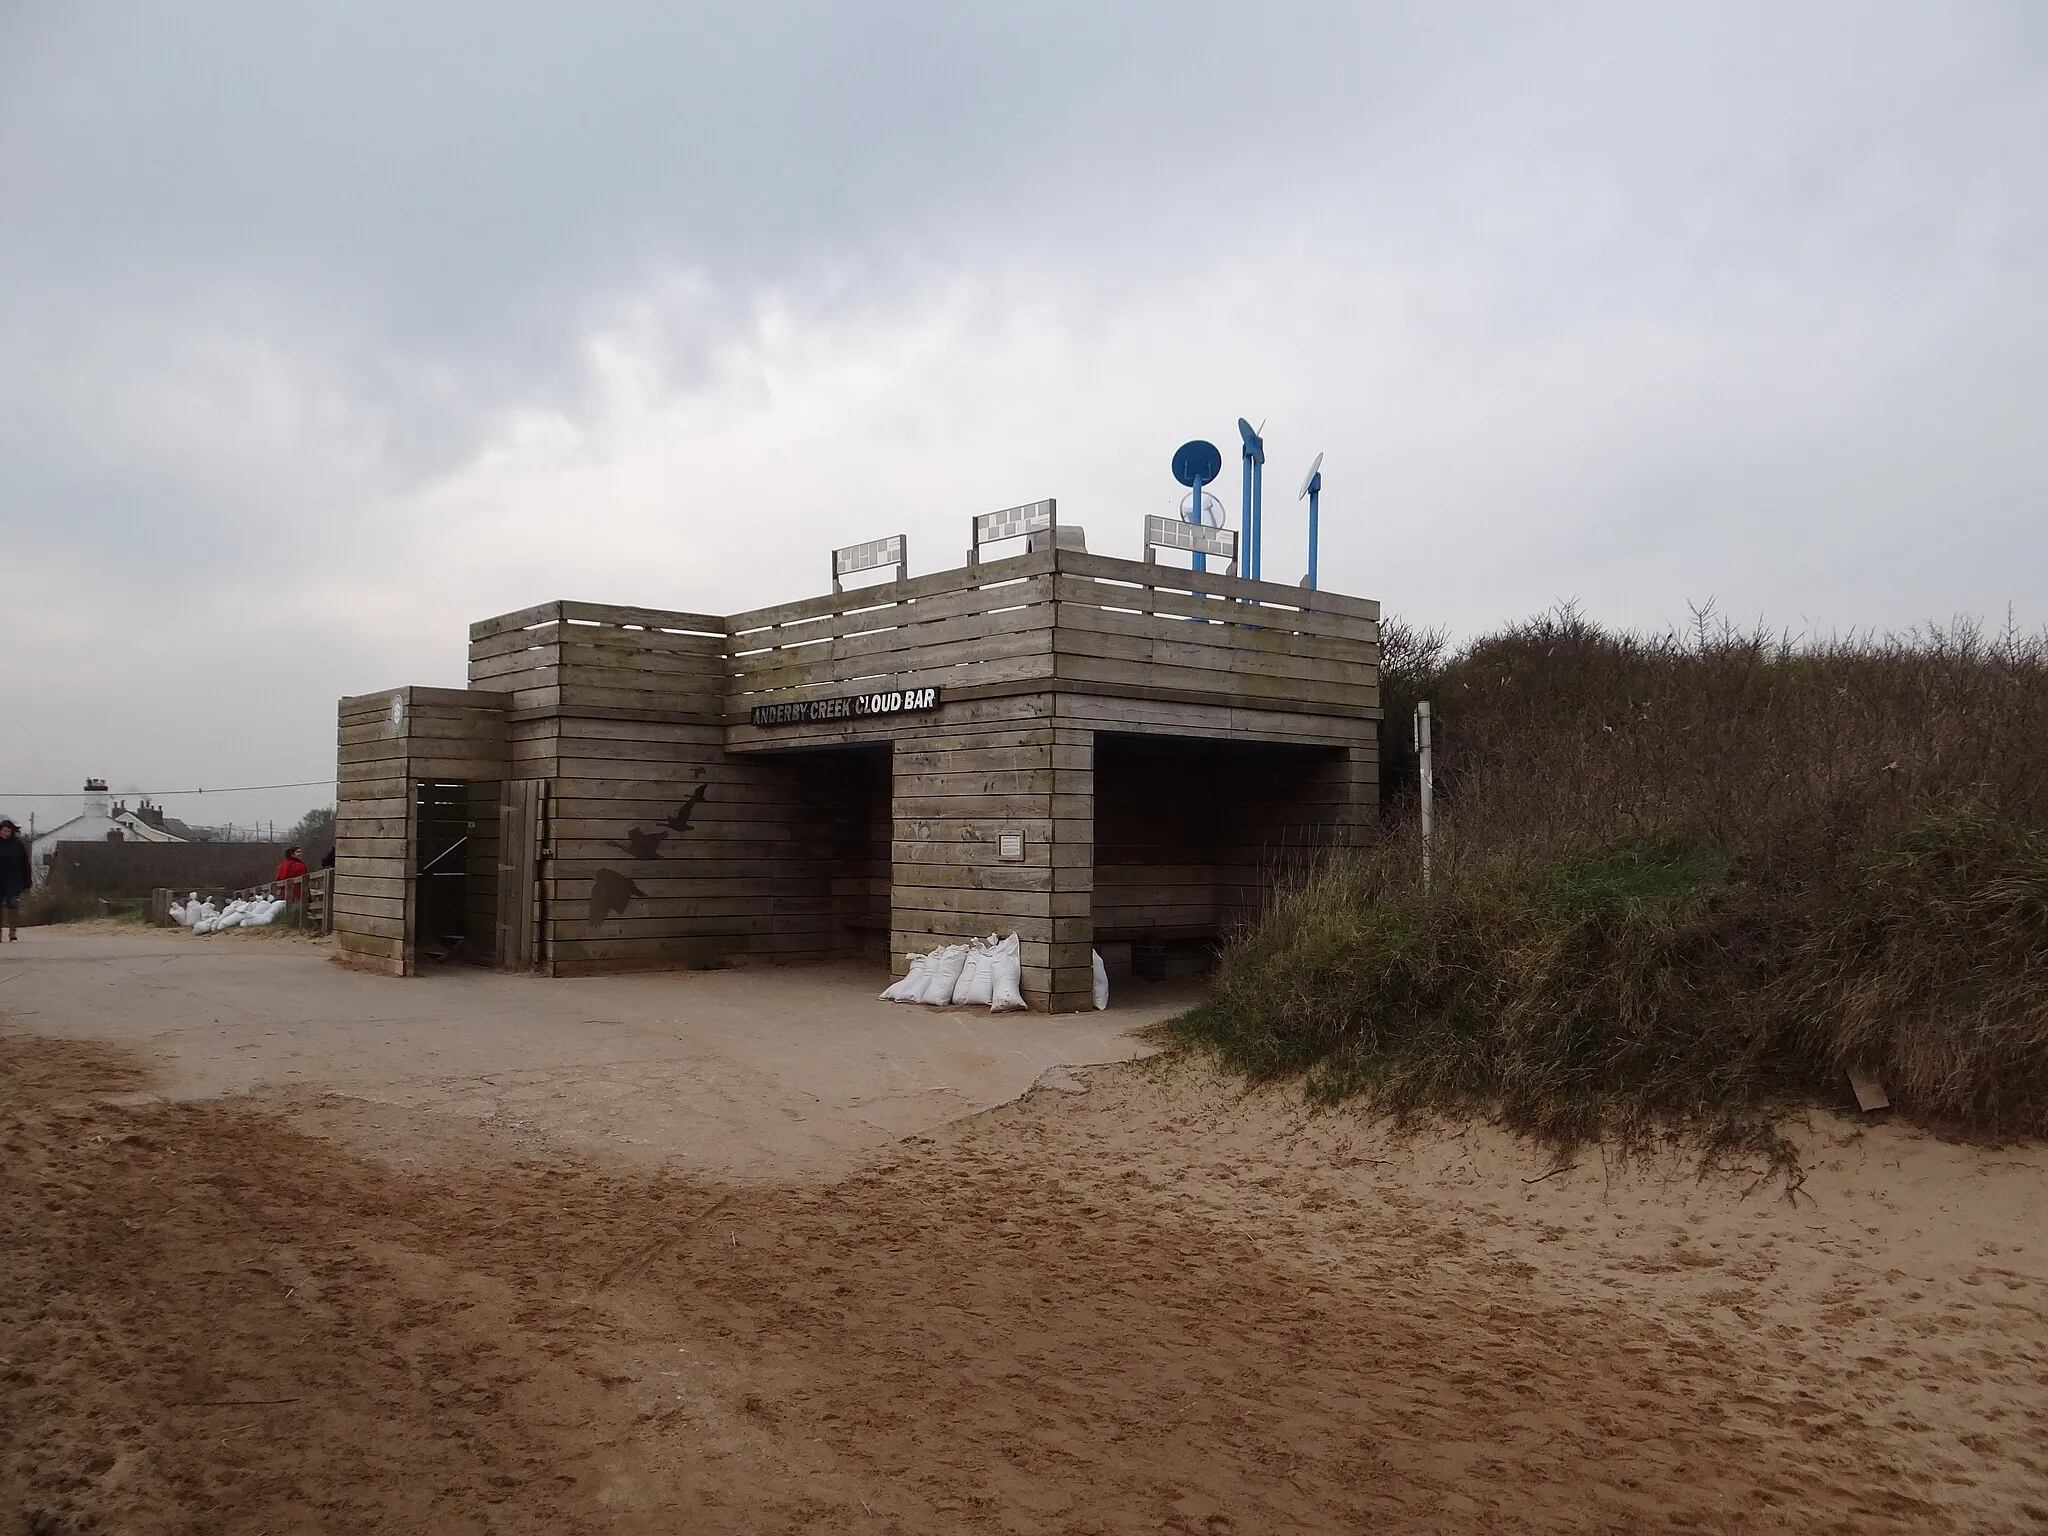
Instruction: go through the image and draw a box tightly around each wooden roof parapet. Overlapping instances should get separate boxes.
[465,550,1380,724]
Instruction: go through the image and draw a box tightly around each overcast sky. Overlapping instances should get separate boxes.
[3,2,2044,833]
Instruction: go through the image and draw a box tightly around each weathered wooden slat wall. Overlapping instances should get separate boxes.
[340,549,1380,1004]
[725,550,1378,724]
[333,687,509,975]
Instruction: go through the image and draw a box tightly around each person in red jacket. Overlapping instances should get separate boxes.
[275,846,308,902]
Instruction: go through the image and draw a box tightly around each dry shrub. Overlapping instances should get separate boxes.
[1177,608,2048,1160]
[16,887,104,926]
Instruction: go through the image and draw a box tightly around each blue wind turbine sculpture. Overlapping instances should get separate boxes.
[1299,452,1323,589]
[1237,418,1265,580]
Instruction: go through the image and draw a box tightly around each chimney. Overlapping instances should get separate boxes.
[83,777,111,822]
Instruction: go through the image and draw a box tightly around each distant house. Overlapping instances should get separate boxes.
[115,799,193,843]
[29,779,184,879]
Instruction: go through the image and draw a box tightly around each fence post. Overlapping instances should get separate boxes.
[1416,700,1434,891]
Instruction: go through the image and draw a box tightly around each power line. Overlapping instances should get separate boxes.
[0,778,337,798]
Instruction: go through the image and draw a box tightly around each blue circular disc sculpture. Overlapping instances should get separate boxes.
[1171,439,1223,489]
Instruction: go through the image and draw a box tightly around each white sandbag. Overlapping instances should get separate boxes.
[168,902,188,926]
[952,942,994,1007]
[1092,949,1109,1010]
[880,952,929,1002]
[988,933,1026,1012]
[191,918,214,935]
[918,944,969,1005]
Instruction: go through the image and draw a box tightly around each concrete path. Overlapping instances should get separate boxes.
[0,930,1184,1180]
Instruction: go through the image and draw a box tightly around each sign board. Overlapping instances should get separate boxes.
[833,534,905,579]
[831,533,907,592]
[749,686,942,728]
[1145,513,1238,564]
[972,498,1055,558]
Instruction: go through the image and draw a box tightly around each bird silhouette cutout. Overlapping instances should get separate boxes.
[607,826,670,860]
[660,782,711,835]
[589,869,644,922]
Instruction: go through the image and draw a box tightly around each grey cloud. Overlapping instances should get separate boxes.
[1,2,2044,829]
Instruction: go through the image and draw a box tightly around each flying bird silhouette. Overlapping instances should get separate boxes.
[660,782,711,835]
[607,826,670,860]
[589,869,645,922]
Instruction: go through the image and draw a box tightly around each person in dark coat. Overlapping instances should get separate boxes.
[0,819,31,942]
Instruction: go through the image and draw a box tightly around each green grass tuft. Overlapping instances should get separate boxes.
[1177,606,2048,1171]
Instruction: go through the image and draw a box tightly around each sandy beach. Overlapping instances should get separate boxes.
[6,1007,2044,1533]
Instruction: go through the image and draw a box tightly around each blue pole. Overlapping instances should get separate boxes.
[1240,443,1253,579]
[1190,473,1206,574]
[1251,453,1264,580]
[1306,481,1320,589]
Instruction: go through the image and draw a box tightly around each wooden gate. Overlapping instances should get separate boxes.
[495,779,545,971]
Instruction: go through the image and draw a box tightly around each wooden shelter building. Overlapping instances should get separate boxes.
[333,542,1380,1011]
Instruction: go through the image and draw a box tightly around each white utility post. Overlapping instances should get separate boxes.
[1415,700,1434,891]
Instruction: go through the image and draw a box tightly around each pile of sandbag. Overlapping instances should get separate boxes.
[881,933,1109,1012]
[171,891,289,934]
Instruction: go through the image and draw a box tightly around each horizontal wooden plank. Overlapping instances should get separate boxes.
[334,908,405,936]
[730,593,1053,686]
[888,838,1086,869]
[735,649,1056,712]
[1057,693,1378,742]
[337,777,410,804]
[558,600,726,635]
[403,754,511,782]
[338,716,501,750]
[1051,652,1373,715]
[890,862,1057,894]
[889,794,1055,821]
[1052,596,1379,670]
[337,925,405,950]
[732,621,1053,699]
[394,685,503,711]
[338,740,409,767]
[334,893,407,920]
[1052,622,1372,697]
[470,601,567,642]
[891,744,1073,775]
[1056,549,1380,622]
[487,686,726,725]
[727,549,1051,635]
[891,887,1079,920]
[467,626,561,664]
[466,652,560,686]
[1049,573,1379,649]
[546,715,728,747]
[731,571,1056,655]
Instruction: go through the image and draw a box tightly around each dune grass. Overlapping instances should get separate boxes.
[1172,609,2048,1166]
